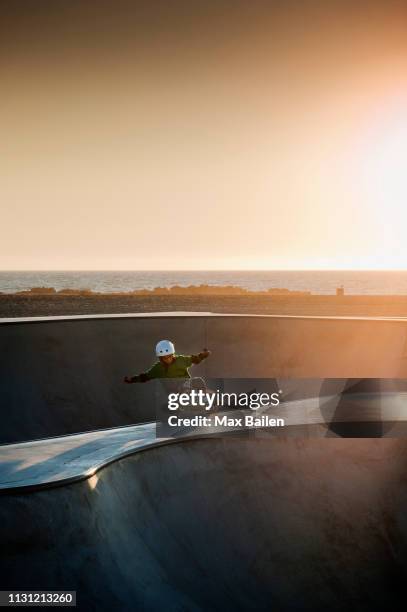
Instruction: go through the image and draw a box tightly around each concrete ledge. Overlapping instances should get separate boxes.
[2,311,407,324]
[0,422,175,493]
[2,393,407,493]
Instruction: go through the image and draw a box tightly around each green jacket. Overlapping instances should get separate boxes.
[132,352,208,383]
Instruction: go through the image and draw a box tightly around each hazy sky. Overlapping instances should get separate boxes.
[2,0,407,270]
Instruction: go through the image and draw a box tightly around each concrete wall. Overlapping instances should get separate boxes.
[1,437,407,610]
[206,315,407,378]
[1,314,407,443]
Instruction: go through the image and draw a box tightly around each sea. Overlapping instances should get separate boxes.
[1,270,407,295]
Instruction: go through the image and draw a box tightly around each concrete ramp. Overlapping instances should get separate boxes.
[1,436,407,611]
[2,314,407,609]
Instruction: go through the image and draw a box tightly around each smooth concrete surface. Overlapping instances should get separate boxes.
[2,314,407,610]
[2,393,407,492]
[1,436,407,611]
[0,422,158,491]
[2,313,407,443]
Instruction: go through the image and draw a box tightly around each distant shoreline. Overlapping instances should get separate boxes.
[0,284,312,297]
[3,271,407,297]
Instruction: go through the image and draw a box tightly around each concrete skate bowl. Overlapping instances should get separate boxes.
[2,313,407,443]
[1,436,407,611]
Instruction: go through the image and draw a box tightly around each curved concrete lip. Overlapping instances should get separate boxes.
[0,420,254,494]
[0,422,188,494]
[2,311,407,324]
[1,392,407,494]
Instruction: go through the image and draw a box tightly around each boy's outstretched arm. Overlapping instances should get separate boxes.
[191,348,211,364]
[123,362,161,384]
[123,372,150,384]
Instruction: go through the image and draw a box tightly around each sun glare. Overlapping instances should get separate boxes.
[358,103,407,210]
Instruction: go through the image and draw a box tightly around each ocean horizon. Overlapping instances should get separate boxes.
[2,270,407,295]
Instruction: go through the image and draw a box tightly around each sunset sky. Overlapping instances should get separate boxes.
[2,0,407,270]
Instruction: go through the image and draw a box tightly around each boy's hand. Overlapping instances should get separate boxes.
[201,348,211,358]
[123,376,134,384]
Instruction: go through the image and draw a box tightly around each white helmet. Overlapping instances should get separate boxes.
[155,340,175,357]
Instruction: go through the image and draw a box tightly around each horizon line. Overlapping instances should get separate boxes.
[2,269,407,273]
